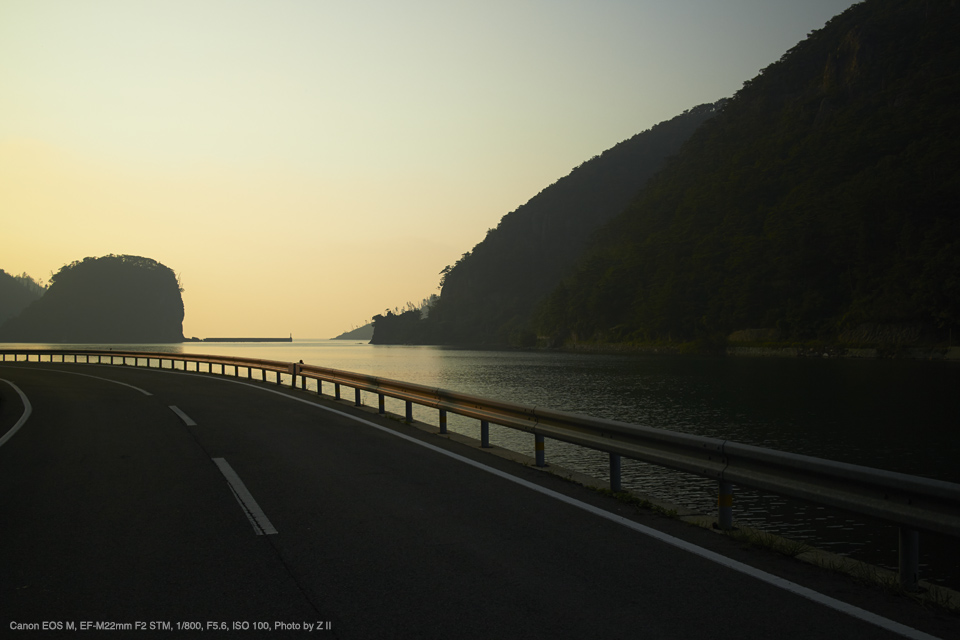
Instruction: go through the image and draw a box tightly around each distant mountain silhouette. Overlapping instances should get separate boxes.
[0,255,185,343]
[0,270,44,327]
[332,323,374,340]
[372,102,722,346]
[536,0,960,348]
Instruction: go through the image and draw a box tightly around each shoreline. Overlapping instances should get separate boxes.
[364,337,960,361]
[556,341,960,360]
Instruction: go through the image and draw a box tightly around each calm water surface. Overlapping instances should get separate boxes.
[6,339,959,587]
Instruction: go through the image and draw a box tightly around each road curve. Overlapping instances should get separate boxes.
[0,362,956,639]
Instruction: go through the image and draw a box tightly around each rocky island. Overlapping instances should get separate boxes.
[0,254,185,343]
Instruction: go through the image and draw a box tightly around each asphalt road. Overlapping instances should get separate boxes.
[1,362,957,639]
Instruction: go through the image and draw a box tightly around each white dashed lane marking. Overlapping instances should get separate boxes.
[169,405,197,426]
[213,457,278,536]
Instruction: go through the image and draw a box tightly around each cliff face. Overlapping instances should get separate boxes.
[0,255,185,343]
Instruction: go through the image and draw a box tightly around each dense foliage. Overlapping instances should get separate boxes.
[373,103,722,345]
[536,0,960,347]
[0,255,185,343]
[0,270,44,326]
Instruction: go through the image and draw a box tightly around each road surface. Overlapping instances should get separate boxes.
[1,362,956,638]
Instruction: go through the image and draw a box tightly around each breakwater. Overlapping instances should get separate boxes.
[201,336,292,343]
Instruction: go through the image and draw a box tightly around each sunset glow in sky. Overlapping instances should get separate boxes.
[1,0,856,339]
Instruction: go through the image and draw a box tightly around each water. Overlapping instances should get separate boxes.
[5,339,959,588]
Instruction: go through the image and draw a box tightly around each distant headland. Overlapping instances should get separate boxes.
[331,323,373,341]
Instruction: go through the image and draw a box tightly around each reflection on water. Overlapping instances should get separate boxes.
[5,339,959,586]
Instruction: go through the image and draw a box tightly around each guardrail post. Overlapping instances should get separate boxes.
[610,453,622,492]
[535,435,545,467]
[405,401,413,423]
[335,383,341,400]
[355,388,361,407]
[481,420,490,448]
[438,409,447,434]
[718,481,734,530]
[378,394,385,415]
[301,376,306,390]
[317,379,323,395]
[899,528,920,592]
[276,371,281,385]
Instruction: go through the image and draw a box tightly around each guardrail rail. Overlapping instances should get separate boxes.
[3,348,958,591]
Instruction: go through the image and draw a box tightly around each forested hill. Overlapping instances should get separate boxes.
[0,270,44,326]
[0,255,185,343]
[536,0,960,349]
[383,103,721,346]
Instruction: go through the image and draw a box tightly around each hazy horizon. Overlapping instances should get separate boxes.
[1,0,857,338]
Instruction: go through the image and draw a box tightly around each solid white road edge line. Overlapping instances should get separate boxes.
[306,401,942,640]
[126,368,942,640]
[0,379,33,449]
[169,405,197,426]
[213,457,278,536]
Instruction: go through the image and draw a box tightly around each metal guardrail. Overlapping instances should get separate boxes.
[3,348,958,590]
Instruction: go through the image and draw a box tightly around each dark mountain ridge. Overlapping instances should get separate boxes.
[372,102,723,345]
[535,0,960,349]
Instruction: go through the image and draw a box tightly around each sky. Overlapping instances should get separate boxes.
[0,0,857,339]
